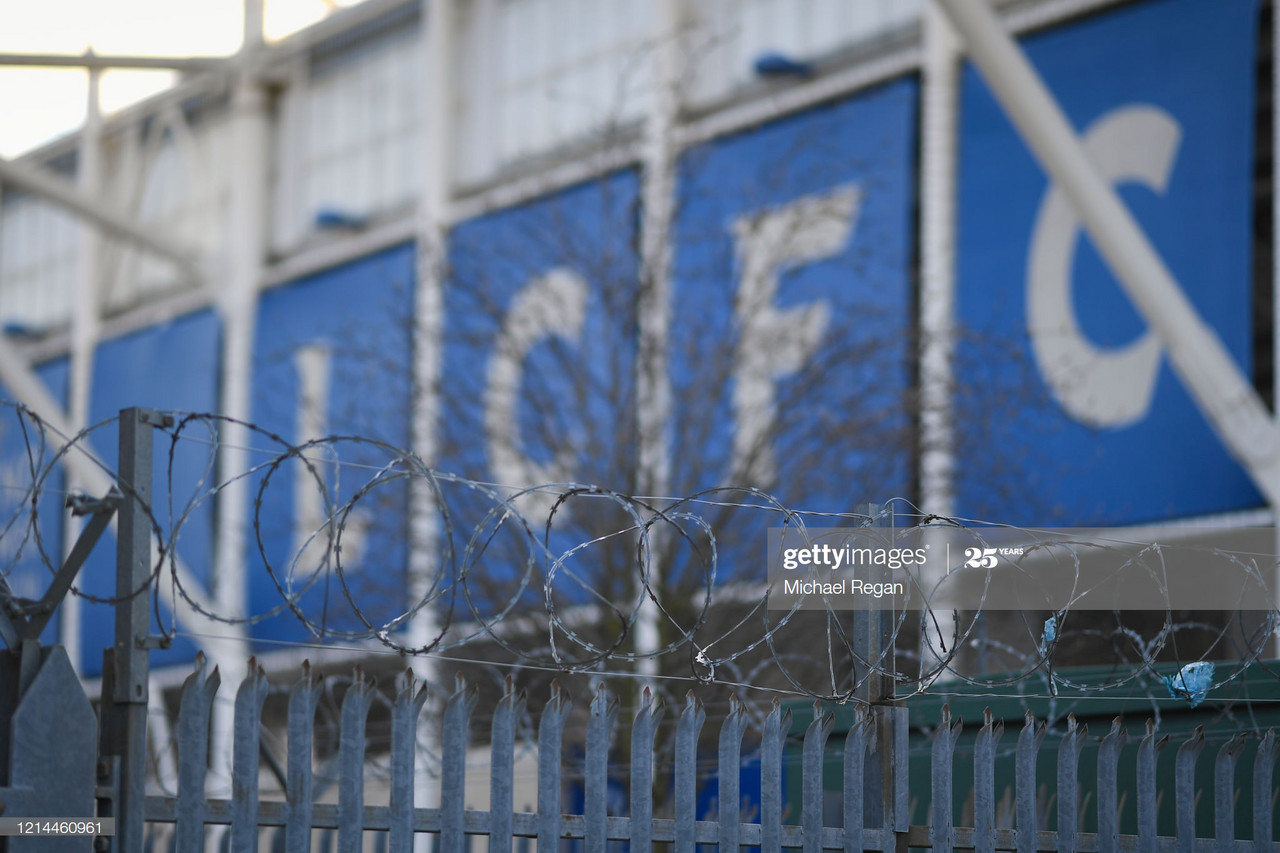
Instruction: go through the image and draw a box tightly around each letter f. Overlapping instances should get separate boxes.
[730,185,860,485]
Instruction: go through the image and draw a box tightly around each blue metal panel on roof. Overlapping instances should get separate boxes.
[670,77,918,564]
[78,309,222,674]
[442,170,641,619]
[955,0,1261,525]
[248,241,415,646]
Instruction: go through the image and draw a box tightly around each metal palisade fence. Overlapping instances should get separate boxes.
[142,656,1280,852]
[6,407,1280,851]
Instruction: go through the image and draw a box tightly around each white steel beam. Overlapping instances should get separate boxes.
[0,52,220,71]
[61,66,105,673]
[918,4,962,684]
[410,2,453,849]
[211,80,268,650]
[919,5,960,521]
[0,157,199,279]
[934,0,1280,508]
[634,0,683,683]
[202,0,267,820]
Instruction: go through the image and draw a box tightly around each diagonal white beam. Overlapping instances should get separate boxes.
[935,0,1280,508]
[0,334,245,659]
[0,156,200,280]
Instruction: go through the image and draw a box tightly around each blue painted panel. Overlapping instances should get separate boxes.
[0,358,69,647]
[956,0,1260,525]
[442,172,641,620]
[670,80,918,570]
[249,242,414,645]
[79,309,222,673]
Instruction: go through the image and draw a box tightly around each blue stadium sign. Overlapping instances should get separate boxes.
[956,0,1261,525]
[249,243,415,644]
[672,79,918,527]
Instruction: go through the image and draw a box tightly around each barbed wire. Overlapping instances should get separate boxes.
[1,402,1277,715]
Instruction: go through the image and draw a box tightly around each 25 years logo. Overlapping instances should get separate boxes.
[964,547,999,569]
[963,546,1025,569]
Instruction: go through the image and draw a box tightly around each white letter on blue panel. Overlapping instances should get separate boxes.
[484,268,587,517]
[730,185,860,485]
[1027,105,1181,427]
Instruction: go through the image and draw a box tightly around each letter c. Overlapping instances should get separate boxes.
[484,268,587,512]
[1027,105,1181,427]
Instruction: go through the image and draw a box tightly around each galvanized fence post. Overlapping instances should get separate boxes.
[855,503,908,852]
[800,702,833,853]
[389,671,430,849]
[1056,715,1087,853]
[230,661,270,850]
[537,681,573,848]
[1254,730,1279,853]
[1175,726,1206,853]
[284,662,323,852]
[338,669,374,853]
[674,692,706,853]
[853,503,894,704]
[717,696,748,850]
[584,684,618,853]
[931,705,961,853]
[440,674,478,852]
[174,655,220,851]
[630,687,664,850]
[1137,720,1168,853]
[1214,733,1247,853]
[101,407,168,852]
[490,677,527,852]
[974,708,1005,853]
[843,706,875,853]
[1096,718,1126,853]
[760,697,791,853]
[1016,711,1047,853]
